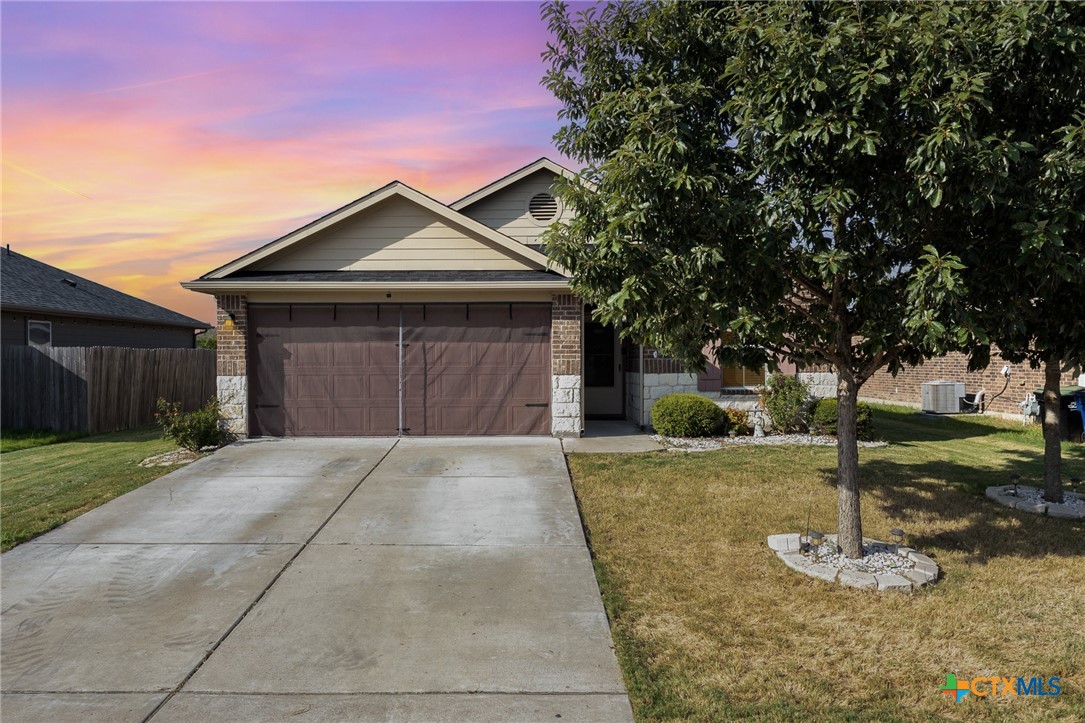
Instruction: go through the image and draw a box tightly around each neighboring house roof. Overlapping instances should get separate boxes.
[450,157,581,211]
[198,181,559,281]
[1,249,207,328]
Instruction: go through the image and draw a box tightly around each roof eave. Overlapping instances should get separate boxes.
[181,279,572,294]
[1,303,208,329]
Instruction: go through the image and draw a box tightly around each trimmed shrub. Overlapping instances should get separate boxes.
[810,397,874,441]
[723,407,751,435]
[652,394,725,437]
[759,372,811,433]
[155,397,233,452]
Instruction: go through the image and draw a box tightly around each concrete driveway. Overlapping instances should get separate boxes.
[1,438,632,722]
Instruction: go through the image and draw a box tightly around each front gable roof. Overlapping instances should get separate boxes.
[200,181,560,280]
[451,157,580,212]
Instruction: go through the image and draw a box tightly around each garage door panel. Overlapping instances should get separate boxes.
[293,343,330,367]
[509,406,549,435]
[508,374,546,401]
[332,375,366,400]
[250,303,551,436]
[296,374,331,400]
[289,407,332,436]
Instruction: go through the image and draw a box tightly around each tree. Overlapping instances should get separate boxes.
[541,1,1036,558]
[948,5,1085,503]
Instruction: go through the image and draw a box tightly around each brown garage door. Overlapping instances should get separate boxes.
[248,303,550,436]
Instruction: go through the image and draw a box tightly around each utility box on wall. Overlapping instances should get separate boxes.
[921,381,965,414]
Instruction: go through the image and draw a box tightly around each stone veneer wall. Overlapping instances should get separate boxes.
[215,294,248,435]
[551,293,583,437]
[861,350,1079,417]
[636,349,838,430]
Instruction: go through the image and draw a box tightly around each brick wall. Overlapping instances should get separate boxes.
[214,294,248,435]
[551,293,582,376]
[862,350,1079,416]
[215,294,248,376]
[550,293,583,437]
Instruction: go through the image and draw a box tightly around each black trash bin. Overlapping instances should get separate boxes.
[1033,386,1085,441]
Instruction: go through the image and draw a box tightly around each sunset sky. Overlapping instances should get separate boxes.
[2,1,574,322]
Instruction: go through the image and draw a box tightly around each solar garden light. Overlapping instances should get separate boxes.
[1010,472,1021,496]
[1072,477,1082,494]
[808,531,824,553]
[890,528,906,545]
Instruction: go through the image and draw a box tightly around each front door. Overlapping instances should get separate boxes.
[584,320,622,417]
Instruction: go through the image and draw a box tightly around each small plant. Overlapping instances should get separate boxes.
[758,372,811,433]
[155,397,233,452]
[652,394,725,437]
[722,407,751,436]
[810,397,874,441]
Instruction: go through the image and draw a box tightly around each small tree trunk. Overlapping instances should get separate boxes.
[1042,357,1063,504]
[836,368,863,558]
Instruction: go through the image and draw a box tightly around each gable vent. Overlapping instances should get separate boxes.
[528,193,558,222]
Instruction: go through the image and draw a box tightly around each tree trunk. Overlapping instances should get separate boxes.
[1042,357,1063,503]
[836,368,863,558]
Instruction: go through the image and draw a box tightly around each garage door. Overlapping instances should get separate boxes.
[248,304,551,436]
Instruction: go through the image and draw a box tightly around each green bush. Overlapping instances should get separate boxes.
[809,397,874,441]
[722,407,751,435]
[759,372,811,433]
[155,397,233,452]
[652,394,725,437]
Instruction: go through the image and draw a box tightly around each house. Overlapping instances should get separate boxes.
[182,158,784,437]
[1,248,207,349]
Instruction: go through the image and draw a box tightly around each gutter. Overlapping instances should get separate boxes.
[2,304,208,330]
[180,280,572,293]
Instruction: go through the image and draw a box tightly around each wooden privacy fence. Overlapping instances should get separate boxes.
[1,346,215,434]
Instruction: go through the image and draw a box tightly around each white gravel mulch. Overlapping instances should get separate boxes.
[807,543,916,575]
[1013,485,1085,513]
[651,433,887,451]
[138,449,200,467]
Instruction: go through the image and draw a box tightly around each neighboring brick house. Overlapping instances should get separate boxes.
[1,248,207,349]
[861,351,1080,417]
[184,158,781,438]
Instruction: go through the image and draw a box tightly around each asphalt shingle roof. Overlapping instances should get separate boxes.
[218,270,569,283]
[1,249,207,328]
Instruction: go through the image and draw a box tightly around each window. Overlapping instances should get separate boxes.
[721,364,765,388]
[27,320,52,348]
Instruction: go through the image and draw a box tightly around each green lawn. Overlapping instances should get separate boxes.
[568,406,1084,722]
[1,428,180,551]
[1,429,90,454]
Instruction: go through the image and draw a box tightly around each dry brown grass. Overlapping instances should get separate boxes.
[569,407,1084,721]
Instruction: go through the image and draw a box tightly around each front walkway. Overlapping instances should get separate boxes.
[562,420,664,453]
[1,437,632,722]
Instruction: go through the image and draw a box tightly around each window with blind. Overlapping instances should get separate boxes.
[721,365,765,388]
[697,358,766,391]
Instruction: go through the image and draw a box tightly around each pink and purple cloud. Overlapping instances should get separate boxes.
[2,1,574,321]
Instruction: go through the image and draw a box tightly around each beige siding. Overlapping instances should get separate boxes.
[256,196,535,272]
[460,170,575,245]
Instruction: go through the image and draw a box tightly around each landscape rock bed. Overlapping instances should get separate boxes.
[985,484,1085,519]
[653,433,887,452]
[767,533,940,591]
[138,449,200,467]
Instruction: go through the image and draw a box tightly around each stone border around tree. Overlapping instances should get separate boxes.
[985,485,1085,519]
[767,533,940,592]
